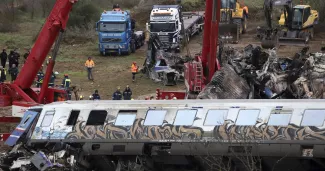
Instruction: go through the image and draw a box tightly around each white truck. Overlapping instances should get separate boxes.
[146,5,204,52]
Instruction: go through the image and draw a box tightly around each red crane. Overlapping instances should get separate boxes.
[156,0,221,100]
[0,0,78,118]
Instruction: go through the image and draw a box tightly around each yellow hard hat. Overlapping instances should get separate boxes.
[131,98,134,100]
[49,56,52,58]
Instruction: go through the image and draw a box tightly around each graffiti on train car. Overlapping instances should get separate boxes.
[213,121,325,141]
[65,118,204,140]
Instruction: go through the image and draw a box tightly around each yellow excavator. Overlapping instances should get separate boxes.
[219,0,248,43]
[257,0,319,48]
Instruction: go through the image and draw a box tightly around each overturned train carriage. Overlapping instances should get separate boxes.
[3,100,325,170]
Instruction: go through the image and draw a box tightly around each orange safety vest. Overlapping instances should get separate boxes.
[131,64,138,73]
[57,96,65,101]
[243,6,248,14]
[85,60,95,68]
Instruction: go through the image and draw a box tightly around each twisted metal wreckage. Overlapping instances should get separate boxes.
[143,38,325,99]
[1,44,324,171]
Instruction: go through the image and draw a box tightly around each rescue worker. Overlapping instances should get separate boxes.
[1,49,7,68]
[113,4,121,11]
[0,66,6,83]
[123,85,132,100]
[46,56,52,65]
[13,49,20,68]
[131,62,139,82]
[84,57,95,81]
[112,86,122,100]
[49,72,56,87]
[8,51,14,69]
[92,90,101,100]
[61,74,71,89]
[36,69,44,88]
[23,49,30,64]
[57,94,65,101]
[8,64,18,82]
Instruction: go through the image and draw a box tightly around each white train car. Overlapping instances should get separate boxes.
[4,99,325,170]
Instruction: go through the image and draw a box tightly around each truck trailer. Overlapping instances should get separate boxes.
[146,5,204,52]
[96,10,145,56]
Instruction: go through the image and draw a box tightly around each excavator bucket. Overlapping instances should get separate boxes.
[219,23,239,44]
[278,37,308,47]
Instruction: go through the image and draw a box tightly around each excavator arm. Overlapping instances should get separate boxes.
[260,0,293,48]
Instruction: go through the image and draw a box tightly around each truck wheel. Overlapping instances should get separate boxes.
[199,25,203,32]
[127,44,131,55]
[131,41,136,53]
[242,16,247,34]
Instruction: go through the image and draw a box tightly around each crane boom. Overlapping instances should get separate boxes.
[15,0,76,89]
[0,0,78,115]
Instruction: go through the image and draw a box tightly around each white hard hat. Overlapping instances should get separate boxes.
[54,71,59,75]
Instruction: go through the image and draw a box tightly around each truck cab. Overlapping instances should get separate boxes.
[97,10,136,56]
[147,5,182,52]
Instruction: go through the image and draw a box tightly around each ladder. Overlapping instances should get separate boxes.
[194,63,203,92]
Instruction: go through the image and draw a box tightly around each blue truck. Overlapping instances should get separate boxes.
[96,10,145,56]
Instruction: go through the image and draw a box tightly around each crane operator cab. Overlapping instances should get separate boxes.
[277,5,318,46]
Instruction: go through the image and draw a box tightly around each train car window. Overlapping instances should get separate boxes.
[115,110,137,126]
[67,110,80,126]
[86,110,107,125]
[144,110,167,125]
[174,109,197,126]
[235,110,260,126]
[41,111,55,127]
[204,110,228,126]
[268,114,291,126]
[301,109,325,126]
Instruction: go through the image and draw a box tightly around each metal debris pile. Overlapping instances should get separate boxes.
[0,143,76,170]
[142,34,191,85]
[199,45,325,99]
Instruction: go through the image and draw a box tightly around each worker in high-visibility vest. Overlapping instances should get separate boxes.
[0,66,7,83]
[131,62,139,82]
[36,69,44,88]
[48,72,56,87]
[84,57,95,81]
[46,56,52,66]
[61,74,71,88]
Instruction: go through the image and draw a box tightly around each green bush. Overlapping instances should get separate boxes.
[67,3,101,29]
[181,0,204,11]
